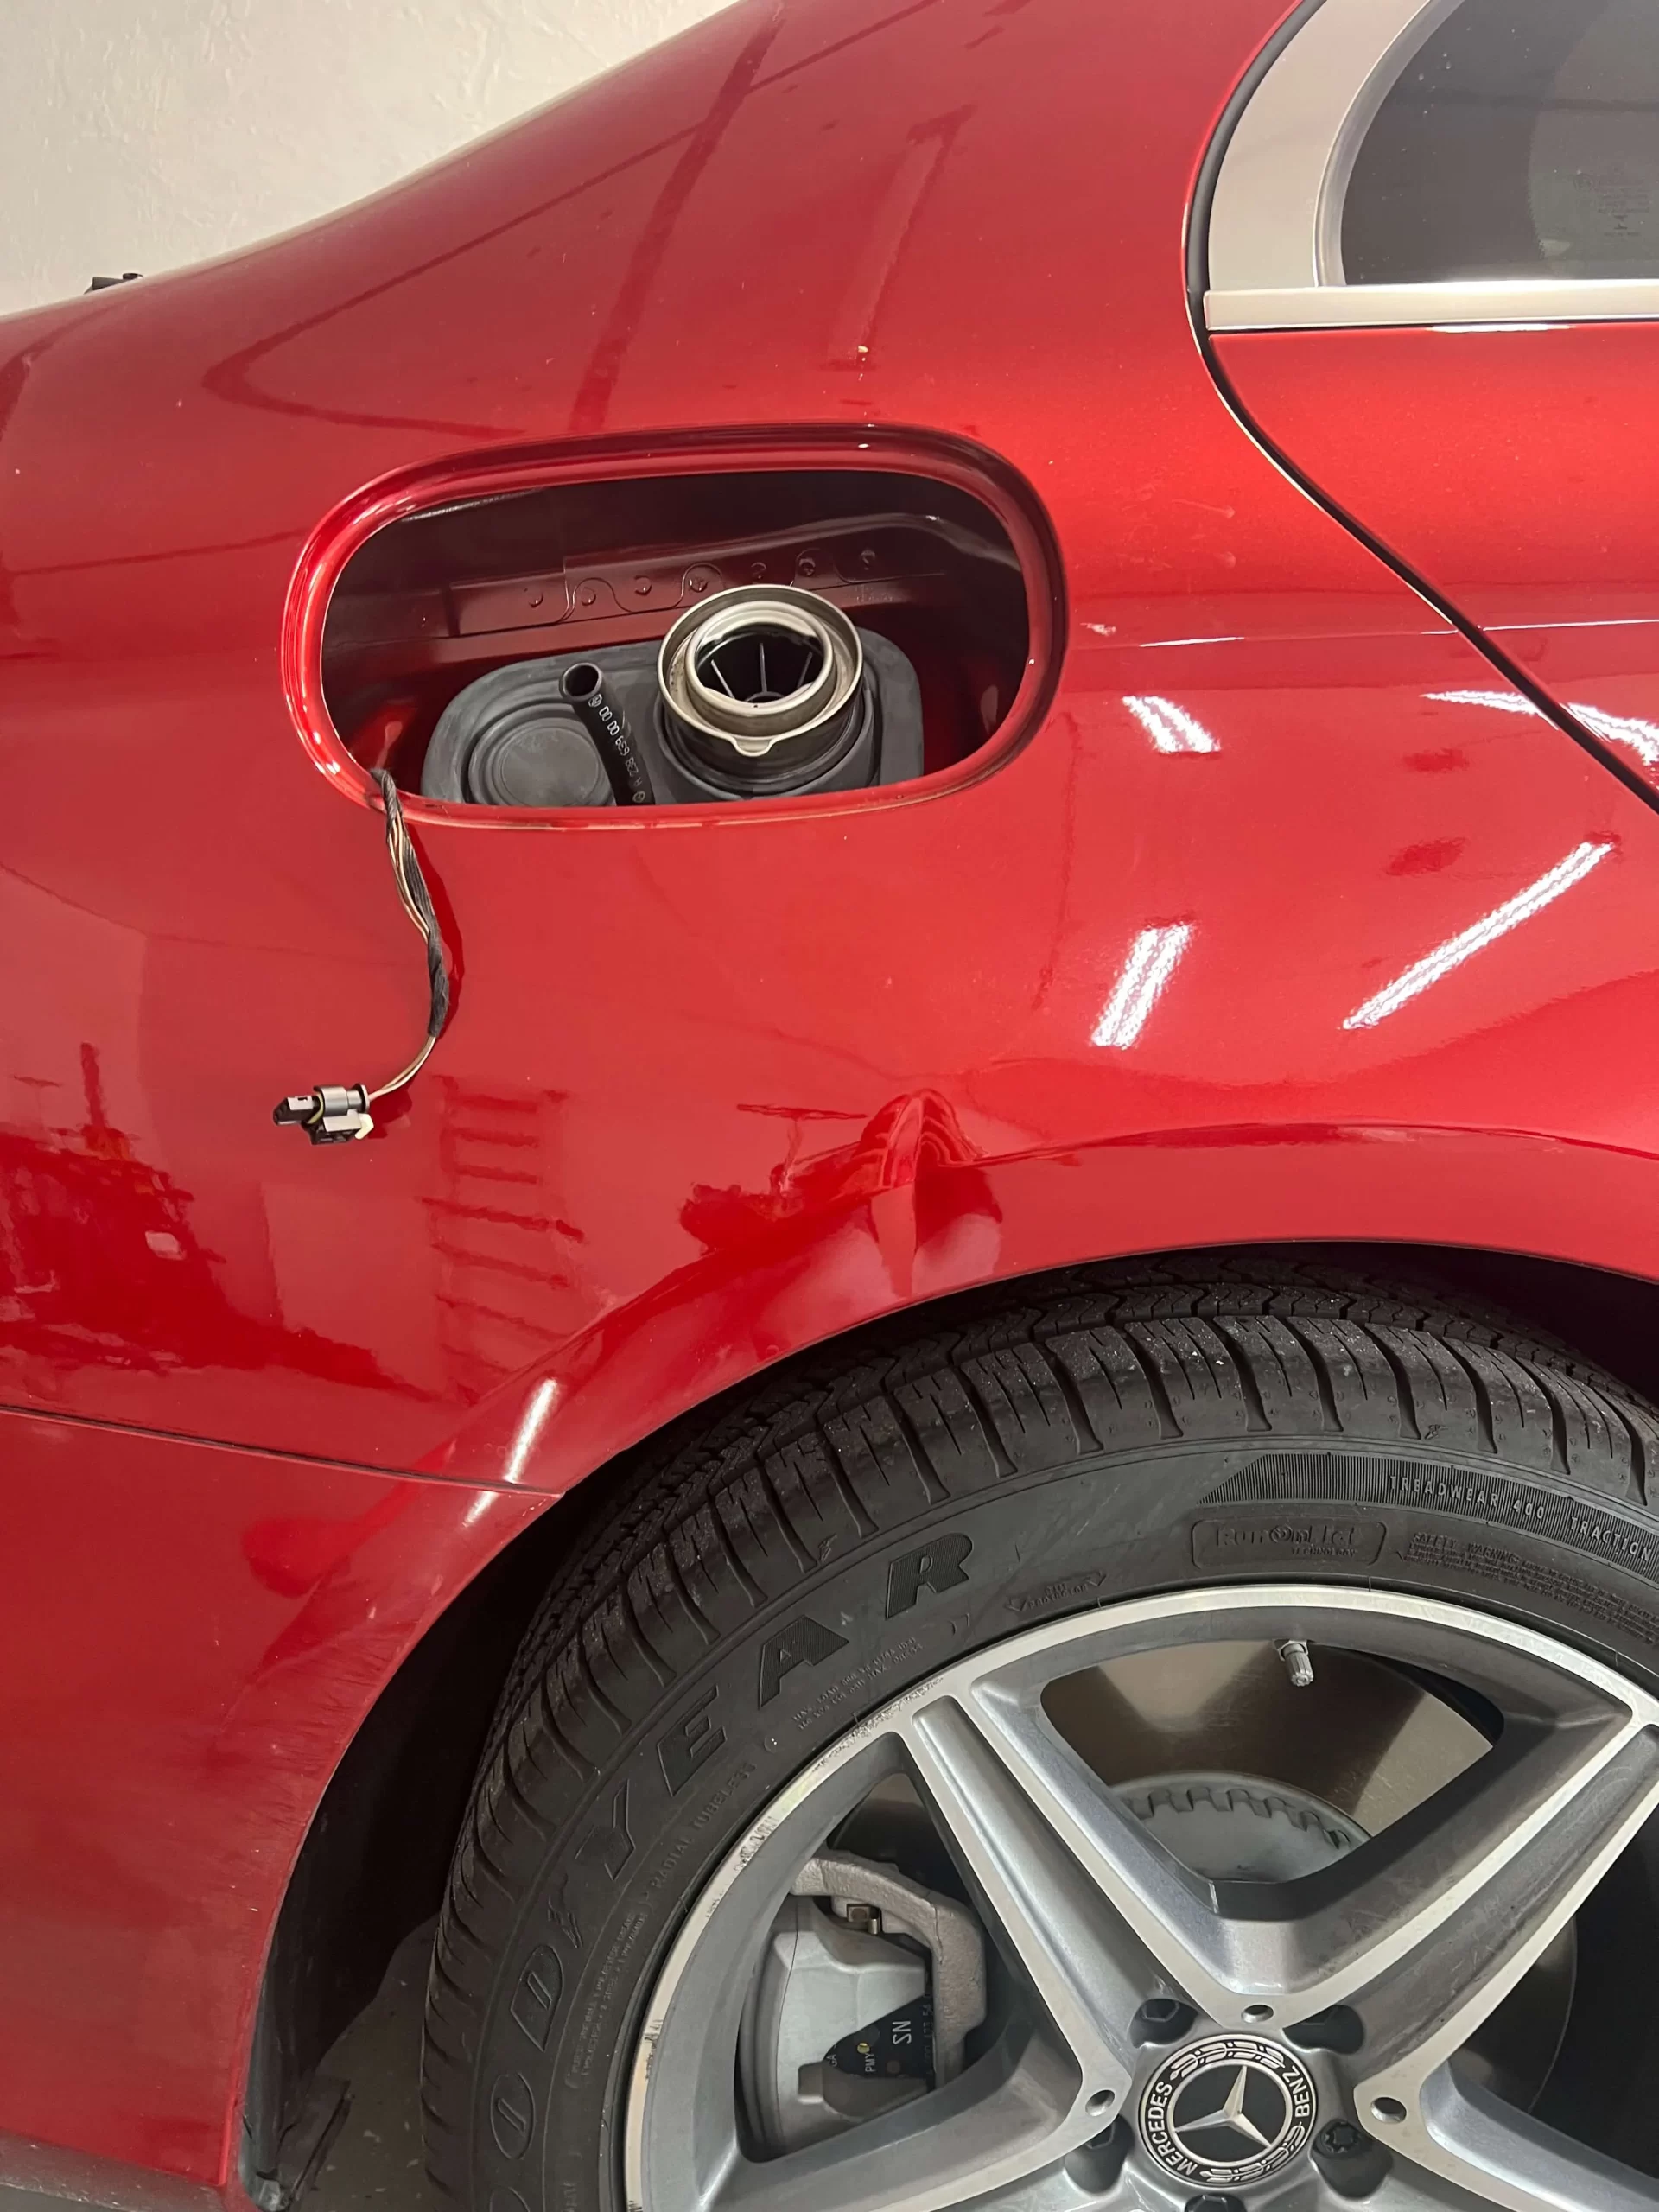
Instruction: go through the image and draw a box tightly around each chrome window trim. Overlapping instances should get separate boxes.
[1206,0,1462,296]
[1209,277,1659,330]
[1203,0,1659,334]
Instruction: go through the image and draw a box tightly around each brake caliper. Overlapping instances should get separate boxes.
[738,1853,987,2155]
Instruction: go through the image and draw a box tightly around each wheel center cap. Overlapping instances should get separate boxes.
[1140,2034,1318,2186]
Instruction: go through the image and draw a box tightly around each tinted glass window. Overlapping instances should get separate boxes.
[1344,0,1659,283]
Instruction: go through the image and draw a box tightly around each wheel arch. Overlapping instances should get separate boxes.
[435,1125,1659,1496]
[241,1223,1659,2200]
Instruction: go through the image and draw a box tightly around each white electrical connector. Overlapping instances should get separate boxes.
[272,771,450,1146]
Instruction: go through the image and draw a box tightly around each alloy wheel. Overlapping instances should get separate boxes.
[625,1583,1659,2211]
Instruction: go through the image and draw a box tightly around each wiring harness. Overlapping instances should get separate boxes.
[273,770,452,1143]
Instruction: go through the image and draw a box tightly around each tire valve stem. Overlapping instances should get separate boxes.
[1279,1638,1315,1689]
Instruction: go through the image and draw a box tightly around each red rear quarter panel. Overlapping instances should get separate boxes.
[1215,321,1659,793]
[7,0,1659,2189]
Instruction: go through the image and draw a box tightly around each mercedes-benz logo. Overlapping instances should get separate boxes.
[1140,2034,1318,2185]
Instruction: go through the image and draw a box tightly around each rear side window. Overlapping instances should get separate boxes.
[1343,0,1659,283]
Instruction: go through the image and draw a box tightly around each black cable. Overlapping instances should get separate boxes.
[273,769,452,1143]
[367,767,451,1079]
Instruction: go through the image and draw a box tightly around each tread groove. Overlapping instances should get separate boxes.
[817,1426,880,1540]
[1227,1337,1271,1432]
[1121,1328,1181,1440]
[1370,1330,1426,1443]
[709,1505,766,1611]
[888,1392,950,1504]
[1039,1339,1105,1454]
[662,1542,721,1645]
[573,1640,630,1738]
[1284,1317,1341,1433]
[537,1676,601,1781]
[1452,1342,1500,1455]
[753,1462,814,1572]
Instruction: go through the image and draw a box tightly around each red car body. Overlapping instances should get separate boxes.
[4,0,1659,2199]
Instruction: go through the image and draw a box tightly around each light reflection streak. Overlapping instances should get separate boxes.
[503,1376,560,1484]
[1572,701,1659,767]
[1343,842,1613,1032]
[1427,689,1541,718]
[1092,925,1194,1048]
[1429,688,1659,766]
[1491,617,1659,632]
[1123,696,1219,753]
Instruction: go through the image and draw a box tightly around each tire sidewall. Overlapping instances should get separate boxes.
[472,1432,1659,2212]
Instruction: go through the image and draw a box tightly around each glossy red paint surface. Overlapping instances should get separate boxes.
[0,1405,540,2186]
[1216,323,1659,789]
[9,0,1659,2193]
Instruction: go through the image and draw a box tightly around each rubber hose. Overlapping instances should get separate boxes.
[560,662,654,805]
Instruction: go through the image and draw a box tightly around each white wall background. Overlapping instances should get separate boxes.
[0,0,732,319]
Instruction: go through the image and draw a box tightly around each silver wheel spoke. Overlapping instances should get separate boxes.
[1369,2071,1659,2212]
[905,1697,1152,2108]
[1355,1721,1659,2101]
[962,1644,1659,2035]
[1344,1696,1659,2209]
[956,1671,1308,2024]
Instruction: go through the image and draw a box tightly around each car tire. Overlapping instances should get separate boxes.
[421,1257,1659,2210]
